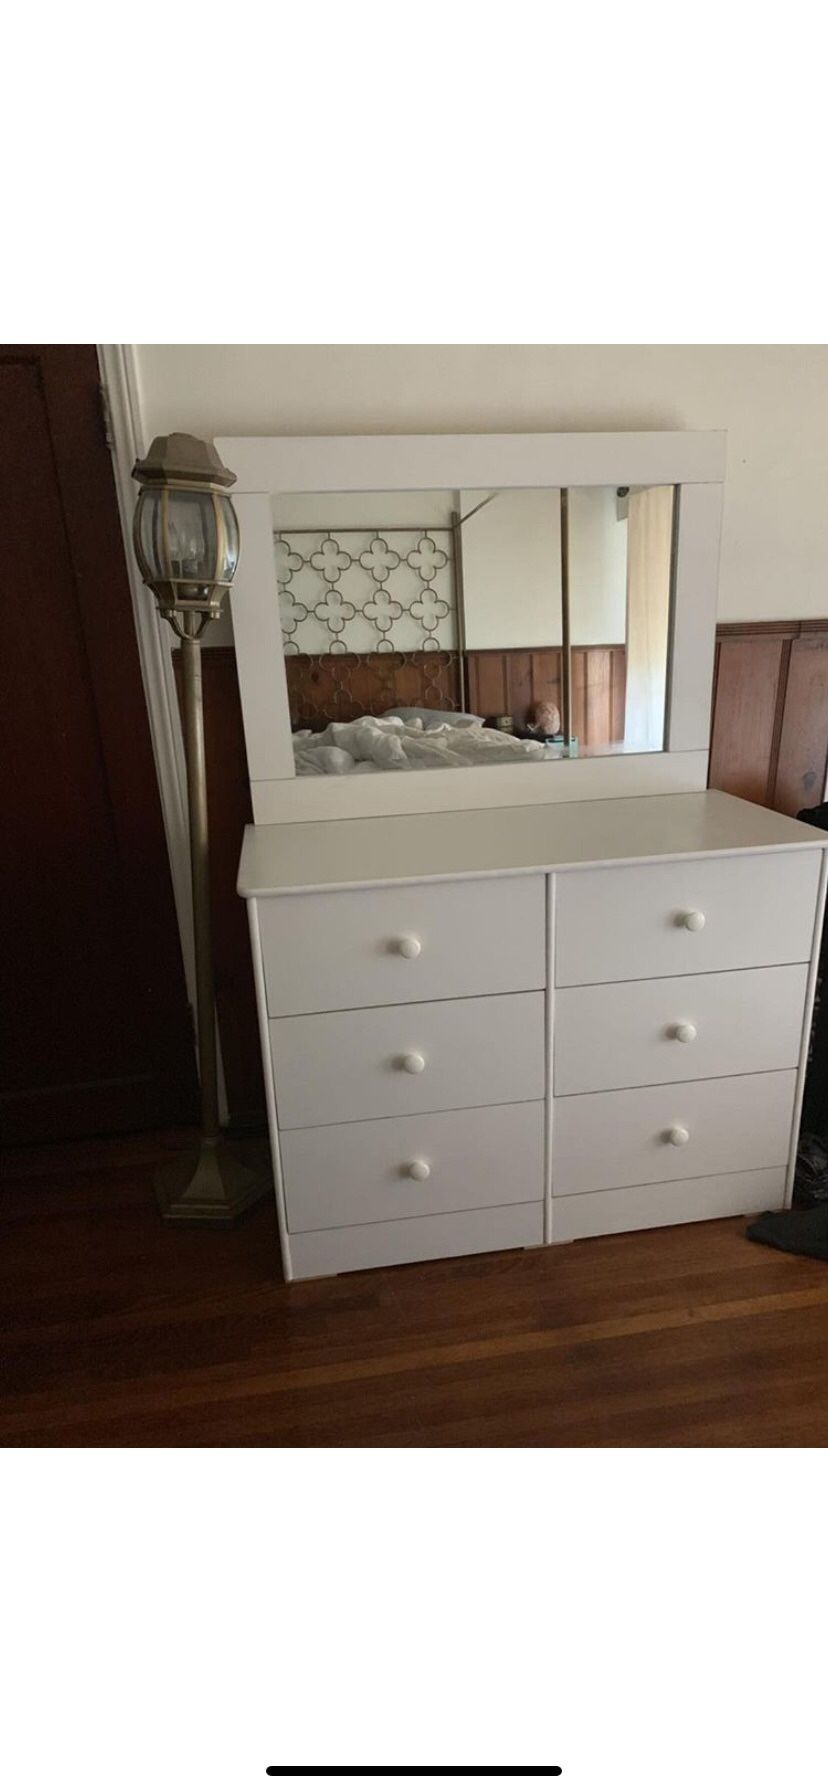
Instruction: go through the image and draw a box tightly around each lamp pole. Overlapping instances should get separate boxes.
[132,434,270,1224]
[179,611,220,1148]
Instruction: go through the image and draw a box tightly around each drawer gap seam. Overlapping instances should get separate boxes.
[279,1095,546,1132]
[552,1160,790,1200]
[288,1198,544,1239]
[268,982,547,1020]
[554,1060,801,1097]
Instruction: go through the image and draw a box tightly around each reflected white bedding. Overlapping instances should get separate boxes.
[293,714,561,775]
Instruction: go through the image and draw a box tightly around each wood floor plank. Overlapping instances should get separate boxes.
[2,1129,827,1446]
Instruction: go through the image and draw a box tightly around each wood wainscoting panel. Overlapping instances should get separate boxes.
[775,632,828,814]
[709,622,828,814]
[707,632,786,804]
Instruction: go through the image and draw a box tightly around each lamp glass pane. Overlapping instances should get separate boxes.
[165,490,218,581]
[135,486,239,589]
[216,494,240,581]
[135,488,167,581]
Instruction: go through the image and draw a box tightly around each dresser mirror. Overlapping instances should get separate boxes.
[272,481,675,773]
[222,432,723,822]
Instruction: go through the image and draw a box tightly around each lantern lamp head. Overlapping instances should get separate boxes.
[131,433,240,635]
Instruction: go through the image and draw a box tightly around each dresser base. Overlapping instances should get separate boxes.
[288,1201,544,1280]
[549,1166,787,1244]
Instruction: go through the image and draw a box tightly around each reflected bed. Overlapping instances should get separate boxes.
[293,712,565,776]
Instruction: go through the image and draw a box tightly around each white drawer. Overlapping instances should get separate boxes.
[555,849,821,987]
[553,1068,796,1196]
[258,874,545,1016]
[272,991,545,1129]
[281,1101,544,1232]
[554,963,809,1095]
[288,1201,544,1279]
[550,1166,787,1241]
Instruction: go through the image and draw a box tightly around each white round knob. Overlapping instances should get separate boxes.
[681,909,706,932]
[401,1051,426,1075]
[406,1159,431,1181]
[673,1021,697,1044]
[666,1124,690,1147]
[396,935,421,959]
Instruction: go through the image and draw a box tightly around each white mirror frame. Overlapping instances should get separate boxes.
[220,431,725,825]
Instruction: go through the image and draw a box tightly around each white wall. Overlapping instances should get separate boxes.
[134,344,828,623]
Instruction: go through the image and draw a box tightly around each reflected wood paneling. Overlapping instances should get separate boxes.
[466,645,625,745]
[572,646,627,749]
[286,644,626,744]
[466,646,563,729]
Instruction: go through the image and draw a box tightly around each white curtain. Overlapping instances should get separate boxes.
[624,485,674,751]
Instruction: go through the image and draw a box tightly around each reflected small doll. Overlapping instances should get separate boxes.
[527,700,562,741]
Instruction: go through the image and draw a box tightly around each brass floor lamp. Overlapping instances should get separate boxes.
[132,434,270,1224]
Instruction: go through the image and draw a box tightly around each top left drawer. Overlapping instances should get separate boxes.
[256,875,546,1016]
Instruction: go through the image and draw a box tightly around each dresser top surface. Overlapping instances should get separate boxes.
[238,790,826,896]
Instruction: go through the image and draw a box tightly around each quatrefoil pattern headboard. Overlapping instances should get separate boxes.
[275,527,455,656]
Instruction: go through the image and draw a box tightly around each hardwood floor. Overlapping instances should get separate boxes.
[3,1128,828,1447]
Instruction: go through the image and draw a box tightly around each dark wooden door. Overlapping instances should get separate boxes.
[0,345,198,1144]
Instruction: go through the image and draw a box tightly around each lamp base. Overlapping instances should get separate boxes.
[155,1136,271,1227]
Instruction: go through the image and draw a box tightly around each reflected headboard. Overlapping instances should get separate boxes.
[285,650,461,729]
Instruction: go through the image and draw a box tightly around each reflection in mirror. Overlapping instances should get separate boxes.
[459,489,562,650]
[566,484,675,756]
[270,483,674,776]
[458,489,565,744]
[272,487,565,778]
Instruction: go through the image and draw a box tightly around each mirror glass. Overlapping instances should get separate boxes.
[271,483,674,776]
[567,483,675,756]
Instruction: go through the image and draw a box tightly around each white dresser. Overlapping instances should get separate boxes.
[223,429,826,1279]
[239,791,828,1280]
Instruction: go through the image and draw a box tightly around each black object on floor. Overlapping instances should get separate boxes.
[746,1205,828,1261]
[797,799,828,1136]
[794,1132,828,1205]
